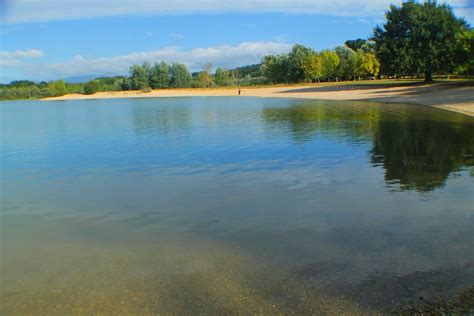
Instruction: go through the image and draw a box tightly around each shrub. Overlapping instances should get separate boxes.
[83,80,101,95]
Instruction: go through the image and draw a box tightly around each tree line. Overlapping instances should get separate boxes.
[0,63,266,99]
[111,62,266,92]
[261,42,380,84]
[1,0,472,100]
[0,80,70,100]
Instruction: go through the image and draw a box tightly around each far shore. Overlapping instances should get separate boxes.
[43,80,474,117]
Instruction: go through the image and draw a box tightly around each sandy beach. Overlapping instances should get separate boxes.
[44,81,474,117]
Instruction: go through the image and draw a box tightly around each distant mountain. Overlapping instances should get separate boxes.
[64,74,119,84]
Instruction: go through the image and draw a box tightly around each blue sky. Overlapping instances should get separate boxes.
[1,0,472,83]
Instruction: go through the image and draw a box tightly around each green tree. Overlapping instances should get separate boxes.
[261,54,289,84]
[231,64,262,79]
[344,39,368,51]
[9,80,36,88]
[302,52,323,82]
[195,71,213,87]
[66,83,84,94]
[354,51,380,79]
[84,80,101,94]
[170,63,192,88]
[454,28,474,75]
[195,63,213,87]
[335,46,356,80]
[149,61,170,88]
[373,0,469,81]
[119,78,132,90]
[320,50,340,82]
[287,44,315,82]
[129,63,150,90]
[214,67,230,86]
[48,80,68,96]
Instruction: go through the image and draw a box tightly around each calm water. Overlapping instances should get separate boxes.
[1,97,474,314]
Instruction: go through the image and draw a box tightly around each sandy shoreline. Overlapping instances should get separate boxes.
[44,81,474,117]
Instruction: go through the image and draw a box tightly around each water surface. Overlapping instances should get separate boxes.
[1,97,474,314]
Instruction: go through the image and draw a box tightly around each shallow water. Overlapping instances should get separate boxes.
[1,97,474,314]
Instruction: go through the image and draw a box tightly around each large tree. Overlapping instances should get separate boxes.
[334,46,356,81]
[373,0,468,81]
[149,61,170,89]
[320,50,340,82]
[454,28,474,75]
[354,51,380,79]
[47,80,68,96]
[287,44,315,82]
[169,63,192,88]
[302,52,323,82]
[129,63,150,89]
[261,54,289,84]
[214,67,230,86]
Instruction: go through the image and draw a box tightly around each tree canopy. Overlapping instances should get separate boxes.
[373,0,469,81]
[47,80,68,97]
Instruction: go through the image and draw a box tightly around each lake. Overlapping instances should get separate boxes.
[1,97,473,314]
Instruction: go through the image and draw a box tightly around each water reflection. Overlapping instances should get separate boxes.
[133,102,191,136]
[1,97,474,314]
[372,111,474,191]
[261,101,380,144]
[261,101,474,191]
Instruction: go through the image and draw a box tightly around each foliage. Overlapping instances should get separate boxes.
[454,28,474,75]
[129,63,150,90]
[48,80,68,96]
[344,39,368,51]
[287,44,315,82]
[231,64,262,79]
[261,54,289,84]
[194,71,213,88]
[66,83,84,94]
[320,50,340,81]
[354,51,380,79]
[302,53,323,82]
[335,46,356,81]
[214,67,230,86]
[170,63,192,88]
[373,0,469,81]
[7,80,37,88]
[260,44,381,83]
[149,61,170,88]
[84,80,101,94]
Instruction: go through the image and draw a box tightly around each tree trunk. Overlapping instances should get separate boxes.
[424,71,432,82]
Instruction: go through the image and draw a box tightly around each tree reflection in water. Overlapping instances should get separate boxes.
[262,101,474,192]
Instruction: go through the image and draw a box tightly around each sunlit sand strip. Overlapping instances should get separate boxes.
[42,82,474,117]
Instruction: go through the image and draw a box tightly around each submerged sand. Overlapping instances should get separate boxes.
[44,81,474,117]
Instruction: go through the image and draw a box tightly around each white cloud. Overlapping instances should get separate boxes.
[169,32,184,39]
[0,49,44,67]
[15,41,292,79]
[2,0,471,24]
[1,49,44,59]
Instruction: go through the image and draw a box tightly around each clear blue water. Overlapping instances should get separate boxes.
[1,97,474,313]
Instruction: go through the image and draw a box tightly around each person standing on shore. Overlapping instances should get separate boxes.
[238,88,241,96]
